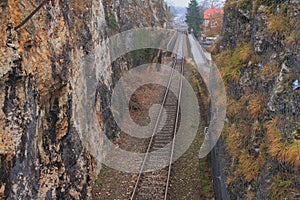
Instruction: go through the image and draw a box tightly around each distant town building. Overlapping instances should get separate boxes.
[202,5,224,38]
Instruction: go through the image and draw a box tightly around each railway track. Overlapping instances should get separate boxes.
[131,33,186,200]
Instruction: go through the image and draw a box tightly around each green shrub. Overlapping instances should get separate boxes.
[106,14,119,31]
[214,43,252,83]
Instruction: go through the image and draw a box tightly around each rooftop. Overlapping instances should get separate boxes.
[204,5,224,19]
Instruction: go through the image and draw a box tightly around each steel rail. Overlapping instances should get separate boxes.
[130,57,177,200]
[131,32,185,200]
[164,57,184,200]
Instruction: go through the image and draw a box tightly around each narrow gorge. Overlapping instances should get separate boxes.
[0,0,299,199]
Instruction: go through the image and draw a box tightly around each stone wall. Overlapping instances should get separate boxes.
[218,0,300,198]
[0,0,166,199]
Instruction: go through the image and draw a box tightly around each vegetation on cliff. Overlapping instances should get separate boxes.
[212,0,300,198]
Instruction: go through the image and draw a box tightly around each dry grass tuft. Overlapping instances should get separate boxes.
[261,62,279,78]
[266,119,300,167]
[237,150,265,182]
[214,44,253,83]
[268,14,288,35]
[247,94,266,119]
[270,174,294,199]
[226,98,245,119]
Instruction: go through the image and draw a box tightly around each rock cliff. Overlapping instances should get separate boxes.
[216,0,300,198]
[0,0,166,199]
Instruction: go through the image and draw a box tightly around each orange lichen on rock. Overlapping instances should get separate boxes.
[55,87,69,140]
[0,184,5,197]
[8,0,22,27]
[0,135,15,155]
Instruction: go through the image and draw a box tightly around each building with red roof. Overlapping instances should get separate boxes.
[202,5,224,37]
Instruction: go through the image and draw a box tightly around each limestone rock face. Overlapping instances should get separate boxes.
[0,0,166,199]
[219,0,300,199]
[103,0,167,32]
[222,0,300,125]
